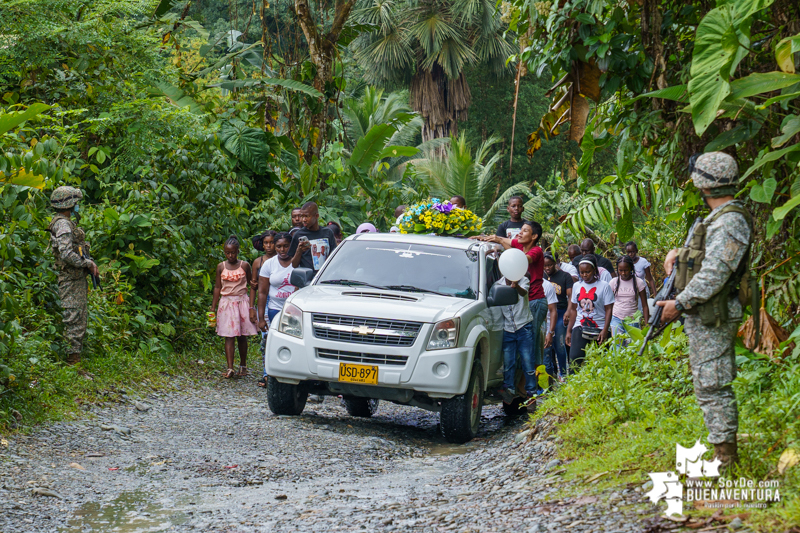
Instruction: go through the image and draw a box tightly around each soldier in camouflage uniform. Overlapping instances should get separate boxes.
[48,186,99,364]
[657,152,751,469]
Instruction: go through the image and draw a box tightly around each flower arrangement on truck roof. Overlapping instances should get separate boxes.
[399,198,483,236]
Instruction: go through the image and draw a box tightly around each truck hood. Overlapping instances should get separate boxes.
[286,285,474,323]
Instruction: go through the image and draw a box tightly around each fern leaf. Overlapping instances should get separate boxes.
[638,182,648,210]
[622,186,633,210]
[587,201,600,225]
[614,191,626,213]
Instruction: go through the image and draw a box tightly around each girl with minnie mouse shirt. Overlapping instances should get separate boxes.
[565,255,614,373]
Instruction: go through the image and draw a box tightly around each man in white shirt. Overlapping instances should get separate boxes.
[541,279,560,383]
[560,260,578,281]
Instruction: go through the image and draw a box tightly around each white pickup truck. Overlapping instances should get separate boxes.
[264,233,527,443]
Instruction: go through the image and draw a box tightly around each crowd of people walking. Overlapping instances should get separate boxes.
[47,151,751,470]
[472,196,655,405]
[207,195,657,411]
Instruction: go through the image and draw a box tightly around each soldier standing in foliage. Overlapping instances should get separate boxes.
[657,152,752,470]
[48,186,99,365]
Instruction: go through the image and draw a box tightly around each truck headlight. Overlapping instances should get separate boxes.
[427,318,459,350]
[278,303,303,338]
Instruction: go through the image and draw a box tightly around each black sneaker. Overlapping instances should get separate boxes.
[499,388,516,403]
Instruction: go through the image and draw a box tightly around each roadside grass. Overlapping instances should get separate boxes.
[531,323,800,531]
[0,292,264,433]
[0,331,229,433]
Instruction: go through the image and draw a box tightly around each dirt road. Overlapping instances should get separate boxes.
[0,373,656,532]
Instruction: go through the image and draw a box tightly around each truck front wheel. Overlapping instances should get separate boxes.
[267,376,307,415]
[440,363,483,444]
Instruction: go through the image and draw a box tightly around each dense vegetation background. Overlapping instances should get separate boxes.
[0,0,798,527]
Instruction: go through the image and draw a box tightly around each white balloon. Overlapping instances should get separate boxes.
[499,248,528,282]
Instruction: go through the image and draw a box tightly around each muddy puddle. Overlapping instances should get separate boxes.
[62,491,189,532]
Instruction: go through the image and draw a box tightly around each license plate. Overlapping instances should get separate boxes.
[338,363,378,385]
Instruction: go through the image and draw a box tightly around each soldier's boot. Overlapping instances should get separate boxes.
[67,352,81,365]
[714,441,739,473]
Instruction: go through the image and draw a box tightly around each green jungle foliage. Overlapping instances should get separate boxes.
[507,0,800,324]
[0,2,799,523]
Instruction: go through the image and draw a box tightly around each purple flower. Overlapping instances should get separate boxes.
[433,203,453,214]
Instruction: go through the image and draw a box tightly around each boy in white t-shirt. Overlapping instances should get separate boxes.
[541,279,560,382]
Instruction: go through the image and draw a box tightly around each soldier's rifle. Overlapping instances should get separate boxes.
[78,245,101,290]
[637,217,702,356]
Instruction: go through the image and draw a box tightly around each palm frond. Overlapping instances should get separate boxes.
[409,132,507,214]
[358,31,416,83]
[472,134,503,164]
[421,36,476,80]
[417,136,452,154]
[449,0,486,24]
[472,31,515,67]
[353,0,401,32]
[410,12,462,57]
[552,167,682,247]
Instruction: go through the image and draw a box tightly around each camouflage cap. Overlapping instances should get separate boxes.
[50,186,83,209]
[690,152,738,189]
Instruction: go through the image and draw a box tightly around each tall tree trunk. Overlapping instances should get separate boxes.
[411,63,471,144]
[508,62,522,179]
[294,0,355,163]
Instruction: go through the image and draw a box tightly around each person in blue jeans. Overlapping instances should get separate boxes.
[480,221,547,395]
[494,275,535,402]
[543,253,573,380]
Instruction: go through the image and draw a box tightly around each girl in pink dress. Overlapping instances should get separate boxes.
[210,235,258,378]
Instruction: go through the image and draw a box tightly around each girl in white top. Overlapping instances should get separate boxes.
[608,256,649,336]
[256,232,297,331]
[625,241,656,296]
[565,255,614,372]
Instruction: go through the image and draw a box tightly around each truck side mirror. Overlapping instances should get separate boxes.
[487,284,518,308]
[290,268,315,289]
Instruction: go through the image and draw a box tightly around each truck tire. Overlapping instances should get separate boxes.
[502,397,527,417]
[342,397,380,418]
[440,363,483,444]
[266,376,307,416]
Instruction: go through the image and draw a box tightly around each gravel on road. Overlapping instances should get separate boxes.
[0,371,661,532]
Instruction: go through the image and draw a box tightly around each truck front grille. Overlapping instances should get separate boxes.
[311,313,422,347]
[316,348,408,367]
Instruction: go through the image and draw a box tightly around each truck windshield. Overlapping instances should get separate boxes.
[317,241,479,300]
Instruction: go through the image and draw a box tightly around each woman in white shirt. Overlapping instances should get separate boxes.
[256,232,297,332]
[625,241,656,296]
[255,232,297,386]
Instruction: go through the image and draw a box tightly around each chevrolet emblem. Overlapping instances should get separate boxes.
[354,325,374,335]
